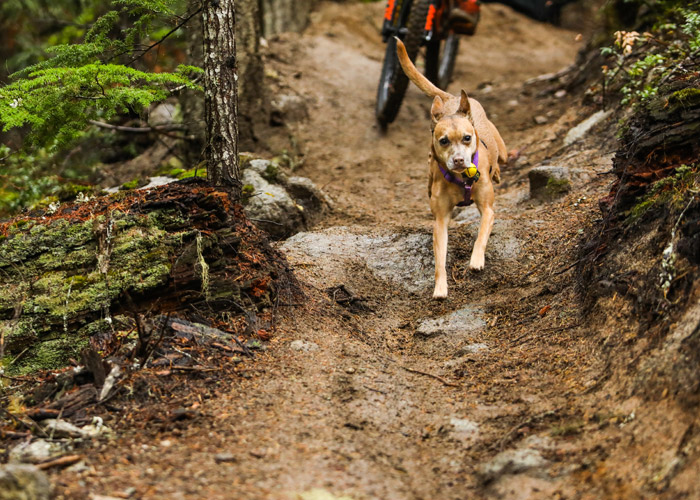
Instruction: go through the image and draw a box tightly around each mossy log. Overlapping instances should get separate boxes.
[0,179,291,375]
[602,79,700,213]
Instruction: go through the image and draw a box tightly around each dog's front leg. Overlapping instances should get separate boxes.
[431,198,451,299]
[469,203,494,270]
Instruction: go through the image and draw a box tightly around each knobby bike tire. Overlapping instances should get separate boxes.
[375,0,433,127]
[424,33,460,91]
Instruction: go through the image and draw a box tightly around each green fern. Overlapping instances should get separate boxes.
[0,0,200,151]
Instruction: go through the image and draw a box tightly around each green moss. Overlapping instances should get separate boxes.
[0,198,245,373]
[545,177,572,197]
[626,164,699,222]
[262,162,280,183]
[120,178,142,190]
[669,87,700,106]
[17,336,89,375]
[177,167,207,179]
[242,184,255,198]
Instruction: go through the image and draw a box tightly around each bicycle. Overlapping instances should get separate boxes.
[376,0,480,127]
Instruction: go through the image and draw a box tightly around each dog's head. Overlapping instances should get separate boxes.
[431,90,478,174]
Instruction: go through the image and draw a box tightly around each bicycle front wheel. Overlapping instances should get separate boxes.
[375,0,433,127]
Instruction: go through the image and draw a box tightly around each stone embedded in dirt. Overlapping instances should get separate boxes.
[478,448,549,480]
[270,93,309,126]
[364,233,433,293]
[280,228,434,293]
[9,440,69,465]
[285,176,332,222]
[213,453,238,464]
[0,464,51,500]
[242,169,304,239]
[416,306,486,338]
[242,161,330,239]
[459,343,489,354]
[290,340,320,352]
[528,166,572,201]
[448,418,480,445]
[534,115,548,125]
[563,109,612,146]
[454,218,522,261]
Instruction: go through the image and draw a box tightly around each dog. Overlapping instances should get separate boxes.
[396,38,507,299]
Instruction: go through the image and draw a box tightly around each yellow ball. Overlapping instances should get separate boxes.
[465,164,478,178]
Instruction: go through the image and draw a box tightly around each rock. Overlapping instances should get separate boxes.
[270,93,309,126]
[364,233,433,293]
[478,448,549,480]
[453,218,522,261]
[554,89,567,98]
[147,102,177,127]
[40,419,84,439]
[9,440,68,464]
[241,160,329,239]
[528,166,572,201]
[281,228,434,293]
[448,418,480,445]
[214,453,238,464]
[534,115,548,125]
[290,340,320,352]
[285,176,332,222]
[0,464,51,500]
[563,109,612,146]
[459,343,489,354]
[242,169,304,239]
[139,176,176,190]
[416,306,486,338]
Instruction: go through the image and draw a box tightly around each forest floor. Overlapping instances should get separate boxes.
[45,2,697,499]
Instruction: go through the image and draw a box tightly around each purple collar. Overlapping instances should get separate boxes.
[437,150,479,207]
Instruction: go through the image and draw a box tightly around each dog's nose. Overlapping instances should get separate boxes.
[453,157,465,168]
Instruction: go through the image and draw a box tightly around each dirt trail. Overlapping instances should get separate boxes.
[54,3,632,499]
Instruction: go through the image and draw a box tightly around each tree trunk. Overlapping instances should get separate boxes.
[259,0,317,36]
[202,0,241,194]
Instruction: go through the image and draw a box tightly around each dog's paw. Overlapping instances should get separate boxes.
[433,284,448,299]
[469,255,485,271]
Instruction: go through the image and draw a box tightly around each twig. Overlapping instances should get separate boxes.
[37,455,83,470]
[497,408,561,450]
[125,6,203,66]
[88,119,187,133]
[169,365,219,373]
[399,365,460,387]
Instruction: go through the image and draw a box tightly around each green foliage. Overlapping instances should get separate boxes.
[601,6,700,107]
[0,0,200,150]
[0,0,200,215]
[0,63,200,149]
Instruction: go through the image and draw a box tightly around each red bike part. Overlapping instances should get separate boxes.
[384,0,396,21]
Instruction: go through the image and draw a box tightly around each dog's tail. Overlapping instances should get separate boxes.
[395,38,452,102]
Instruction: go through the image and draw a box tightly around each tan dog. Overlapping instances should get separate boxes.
[396,39,507,299]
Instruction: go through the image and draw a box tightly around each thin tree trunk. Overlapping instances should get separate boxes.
[203,0,241,194]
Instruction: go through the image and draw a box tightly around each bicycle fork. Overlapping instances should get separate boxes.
[381,0,441,45]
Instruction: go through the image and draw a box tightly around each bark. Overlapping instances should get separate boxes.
[259,0,317,36]
[203,0,241,193]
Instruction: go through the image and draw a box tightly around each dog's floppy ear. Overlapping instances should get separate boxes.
[431,96,445,126]
[458,90,473,120]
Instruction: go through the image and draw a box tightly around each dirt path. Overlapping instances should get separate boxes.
[54,3,634,499]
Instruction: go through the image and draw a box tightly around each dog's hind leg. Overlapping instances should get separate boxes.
[431,197,451,299]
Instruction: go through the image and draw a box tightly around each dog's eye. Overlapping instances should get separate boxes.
[462,135,472,143]
[438,137,450,146]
